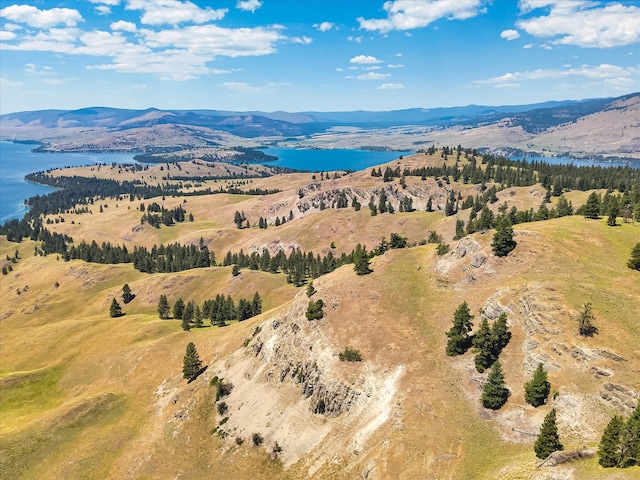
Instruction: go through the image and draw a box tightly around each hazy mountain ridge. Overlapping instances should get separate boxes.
[0,93,638,159]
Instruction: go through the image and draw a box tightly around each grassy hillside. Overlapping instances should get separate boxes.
[1,152,639,479]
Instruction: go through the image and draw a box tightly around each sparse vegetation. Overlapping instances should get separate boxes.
[338,347,362,362]
[109,298,123,318]
[305,299,324,321]
[446,301,474,356]
[252,432,263,447]
[577,302,598,337]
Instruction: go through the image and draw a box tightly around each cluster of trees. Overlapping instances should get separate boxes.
[257,211,294,229]
[140,202,191,227]
[59,239,214,273]
[157,292,262,328]
[598,401,640,468]
[580,190,640,226]
[445,302,513,410]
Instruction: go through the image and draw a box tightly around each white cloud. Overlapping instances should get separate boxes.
[500,29,520,41]
[291,36,312,44]
[0,77,24,88]
[523,43,533,49]
[377,83,405,89]
[125,0,227,26]
[387,63,405,68]
[42,78,73,85]
[89,0,120,5]
[95,6,112,15]
[25,63,53,75]
[358,0,486,33]
[111,20,137,32]
[475,63,637,85]
[347,35,363,43]
[0,4,82,28]
[516,1,640,48]
[315,22,334,32]
[350,55,383,64]
[219,81,284,93]
[0,30,17,41]
[236,0,262,13]
[335,68,343,72]
[356,72,390,80]
[496,83,520,88]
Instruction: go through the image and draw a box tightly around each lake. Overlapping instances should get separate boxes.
[1,141,636,223]
[0,141,138,223]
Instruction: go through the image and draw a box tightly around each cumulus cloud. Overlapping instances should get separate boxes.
[236,0,262,13]
[387,63,405,68]
[474,63,637,86]
[0,77,24,88]
[219,81,284,93]
[347,35,363,43]
[315,21,334,32]
[111,20,137,32]
[355,72,390,80]
[516,1,640,48]
[500,29,520,40]
[291,36,312,44]
[358,0,486,33]
[0,4,83,28]
[89,0,120,5]
[125,0,227,26]
[350,55,383,64]
[377,83,405,89]
[0,30,17,41]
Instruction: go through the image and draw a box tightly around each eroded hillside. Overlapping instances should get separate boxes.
[1,152,639,480]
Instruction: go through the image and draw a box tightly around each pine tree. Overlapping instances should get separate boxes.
[182,342,202,381]
[621,401,640,467]
[473,317,493,372]
[577,302,598,336]
[446,301,474,356]
[122,283,133,304]
[481,361,509,410]
[157,294,170,319]
[598,415,625,467]
[490,312,512,357]
[524,363,551,407]
[628,243,640,271]
[173,298,185,320]
[194,305,204,328]
[534,409,563,458]
[109,298,123,318]
[583,191,601,219]
[491,217,516,257]
[353,244,372,275]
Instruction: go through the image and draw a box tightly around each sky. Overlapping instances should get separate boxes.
[0,0,639,114]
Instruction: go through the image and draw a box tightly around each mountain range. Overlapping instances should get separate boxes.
[1,92,638,159]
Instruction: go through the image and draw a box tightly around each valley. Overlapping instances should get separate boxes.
[1,148,639,479]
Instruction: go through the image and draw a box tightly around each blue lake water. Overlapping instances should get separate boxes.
[0,141,138,223]
[1,141,637,223]
[260,147,413,172]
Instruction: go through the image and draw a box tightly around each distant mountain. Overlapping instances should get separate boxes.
[1,93,637,158]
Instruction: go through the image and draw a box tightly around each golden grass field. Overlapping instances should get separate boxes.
[1,152,639,479]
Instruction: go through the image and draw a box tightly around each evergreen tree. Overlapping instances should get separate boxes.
[490,312,512,357]
[122,283,133,304]
[628,243,640,271]
[607,198,620,226]
[306,281,316,297]
[110,298,123,318]
[583,192,601,219]
[577,302,598,336]
[353,243,372,275]
[621,401,640,467]
[556,195,573,217]
[446,301,474,356]
[157,294,170,319]
[194,305,204,328]
[173,298,185,320]
[453,219,465,240]
[524,363,551,407]
[473,317,493,372]
[598,415,625,467]
[426,197,433,212]
[534,409,563,458]
[491,216,516,257]
[182,342,202,381]
[481,361,509,410]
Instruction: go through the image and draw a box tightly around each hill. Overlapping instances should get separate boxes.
[1,93,638,159]
[1,149,639,479]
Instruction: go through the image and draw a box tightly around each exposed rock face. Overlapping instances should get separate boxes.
[206,286,403,468]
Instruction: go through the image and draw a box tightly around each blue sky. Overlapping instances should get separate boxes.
[0,0,638,114]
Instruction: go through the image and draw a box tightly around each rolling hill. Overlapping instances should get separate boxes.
[1,150,639,479]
